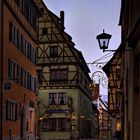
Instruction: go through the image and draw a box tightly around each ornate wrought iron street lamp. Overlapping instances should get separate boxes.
[96,30,115,52]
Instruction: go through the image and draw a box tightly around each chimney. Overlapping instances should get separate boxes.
[60,11,64,26]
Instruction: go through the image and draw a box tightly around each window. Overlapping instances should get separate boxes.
[8,52,36,91]
[24,39,28,56]
[27,72,31,90]
[50,46,58,58]
[58,93,66,105]
[49,93,57,105]
[32,16,36,31]
[31,77,37,92]
[22,1,29,20]
[25,42,30,58]
[21,0,25,14]
[42,118,67,131]
[9,22,12,41]
[21,34,25,53]
[9,22,36,64]
[42,119,47,130]
[24,69,28,88]
[49,92,66,105]
[42,28,48,35]
[50,69,68,81]
[20,67,36,91]
[31,47,36,64]
[21,68,26,87]
[48,118,57,130]
[8,59,20,83]
[9,22,19,49]
[17,31,21,49]
[6,100,17,121]
[21,0,37,30]
[58,118,66,130]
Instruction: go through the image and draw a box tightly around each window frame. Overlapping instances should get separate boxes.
[6,100,17,121]
[42,118,67,131]
[49,92,66,105]
[58,93,66,105]
[49,93,57,105]
[50,69,68,81]
[50,46,58,58]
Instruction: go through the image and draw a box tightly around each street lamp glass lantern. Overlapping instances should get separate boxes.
[96,30,112,50]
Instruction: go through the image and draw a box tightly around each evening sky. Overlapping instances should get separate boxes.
[44,0,121,99]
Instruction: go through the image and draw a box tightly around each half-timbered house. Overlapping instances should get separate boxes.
[35,0,94,139]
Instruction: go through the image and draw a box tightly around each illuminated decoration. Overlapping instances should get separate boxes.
[91,71,108,89]
[39,117,43,121]
[71,125,76,131]
[80,115,85,119]
[72,116,76,120]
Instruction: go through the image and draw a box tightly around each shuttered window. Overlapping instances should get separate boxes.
[6,100,17,121]
[9,22,36,64]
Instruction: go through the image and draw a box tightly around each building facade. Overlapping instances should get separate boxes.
[35,0,95,140]
[99,97,110,139]
[103,0,140,139]
[119,0,140,140]
[103,47,122,138]
[1,0,40,139]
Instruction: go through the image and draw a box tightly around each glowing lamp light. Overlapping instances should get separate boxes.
[39,117,43,121]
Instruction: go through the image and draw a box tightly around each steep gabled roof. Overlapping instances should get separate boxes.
[36,0,91,78]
